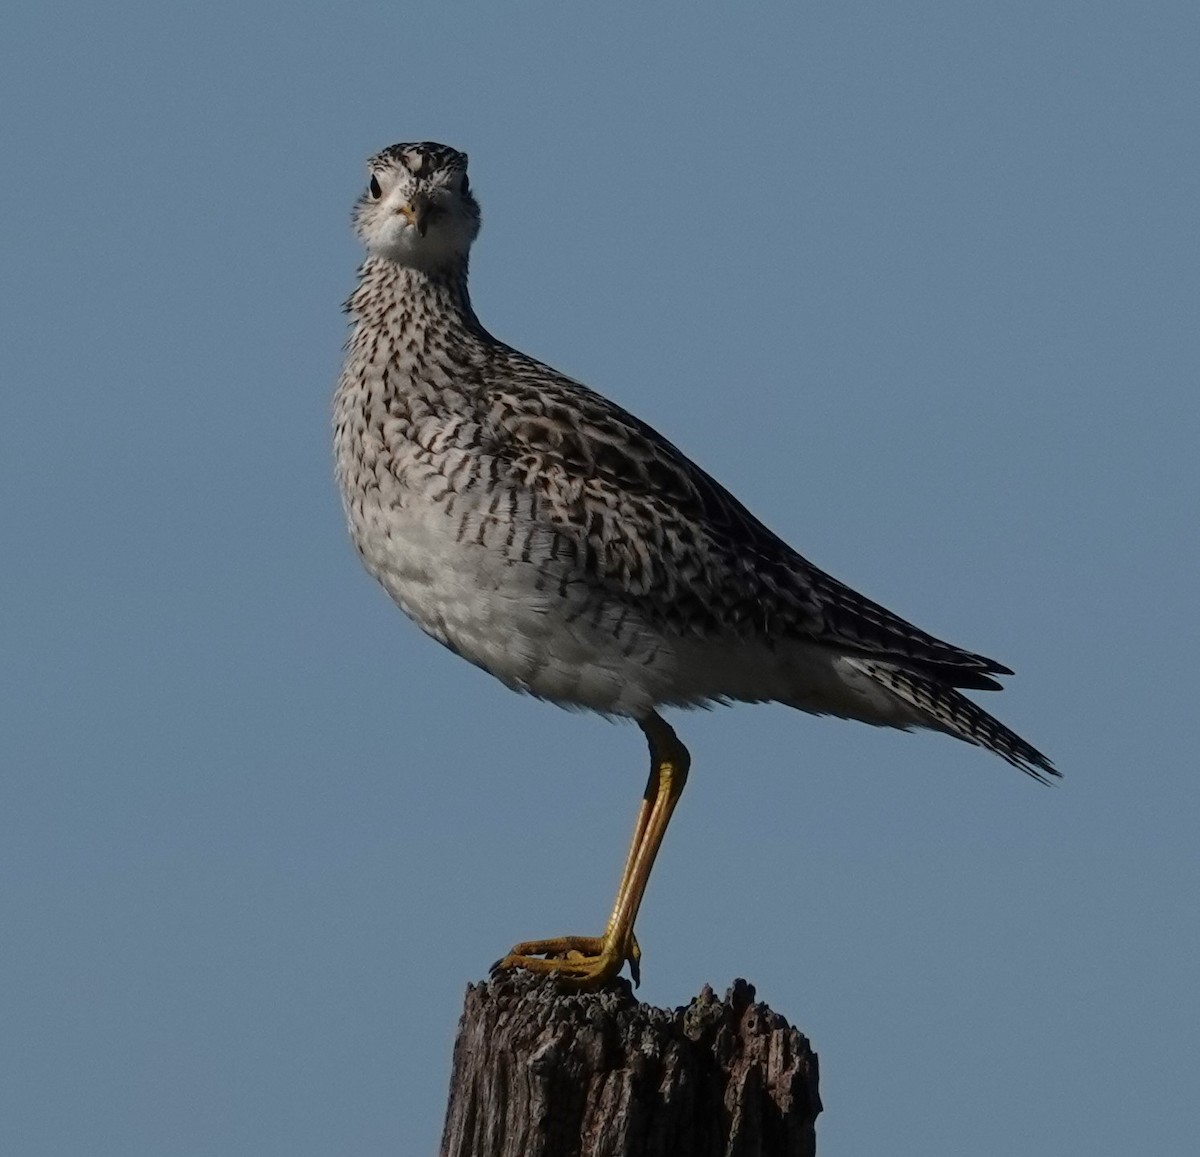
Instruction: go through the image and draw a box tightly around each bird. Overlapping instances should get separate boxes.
[333,140,1057,990]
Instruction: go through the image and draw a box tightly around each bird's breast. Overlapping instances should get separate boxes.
[334,343,702,716]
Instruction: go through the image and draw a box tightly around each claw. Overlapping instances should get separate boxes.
[627,933,642,988]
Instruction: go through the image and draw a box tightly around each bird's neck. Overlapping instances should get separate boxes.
[348,255,482,338]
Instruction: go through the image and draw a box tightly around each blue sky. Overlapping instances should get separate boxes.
[2,3,1197,1154]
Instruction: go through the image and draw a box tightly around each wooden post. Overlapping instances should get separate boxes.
[439,974,821,1157]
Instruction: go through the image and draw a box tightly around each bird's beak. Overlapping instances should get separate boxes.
[400,191,434,237]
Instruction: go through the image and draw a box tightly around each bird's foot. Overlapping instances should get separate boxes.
[491,932,641,990]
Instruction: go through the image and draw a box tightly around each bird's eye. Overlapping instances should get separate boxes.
[368,175,382,200]
[459,174,470,196]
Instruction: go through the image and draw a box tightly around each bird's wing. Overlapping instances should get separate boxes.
[479,347,1009,689]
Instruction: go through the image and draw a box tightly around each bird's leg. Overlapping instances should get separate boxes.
[601,714,688,974]
[497,785,653,974]
[492,712,690,990]
[497,783,653,980]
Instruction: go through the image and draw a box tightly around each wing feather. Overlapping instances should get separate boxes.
[480,344,1009,686]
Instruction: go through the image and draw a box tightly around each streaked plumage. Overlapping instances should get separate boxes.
[333,141,1055,987]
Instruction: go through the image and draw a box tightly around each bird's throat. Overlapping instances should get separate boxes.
[349,256,478,336]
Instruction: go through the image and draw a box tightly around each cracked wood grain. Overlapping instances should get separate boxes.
[439,974,821,1157]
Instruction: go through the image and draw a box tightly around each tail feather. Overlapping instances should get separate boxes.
[855,660,1058,783]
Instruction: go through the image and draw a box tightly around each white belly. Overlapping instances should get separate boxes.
[349,493,683,716]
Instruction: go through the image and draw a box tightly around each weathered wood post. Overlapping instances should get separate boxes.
[439,974,821,1156]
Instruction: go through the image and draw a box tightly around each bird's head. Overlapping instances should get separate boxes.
[353,141,480,269]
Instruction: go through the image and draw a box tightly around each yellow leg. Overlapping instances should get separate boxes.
[492,712,691,990]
